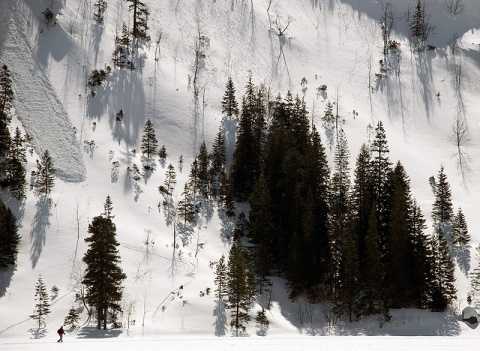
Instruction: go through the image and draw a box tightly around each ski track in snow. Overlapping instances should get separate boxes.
[0,0,85,182]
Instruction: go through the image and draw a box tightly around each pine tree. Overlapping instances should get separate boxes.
[214,255,228,300]
[221,77,239,118]
[197,141,209,196]
[0,199,20,270]
[141,119,158,166]
[164,163,177,195]
[103,195,114,219]
[411,0,425,40]
[30,275,51,328]
[452,207,469,246]
[125,0,150,41]
[64,306,81,329]
[35,150,55,196]
[0,64,14,121]
[5,127,27,199]
[227,235,255,335]
[210,127,226,174]
[113,23,131,68]
[0,64,13,158]
[255,308,269,335]
[428,234,456,311]
[82,215,126,330]
[93,0,107,23]
[470,244,480,295]
[432,165,453,239]
[322,101,334,125]
[177,183,195,225]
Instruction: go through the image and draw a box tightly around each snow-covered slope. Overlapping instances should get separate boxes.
[2,0,480,344]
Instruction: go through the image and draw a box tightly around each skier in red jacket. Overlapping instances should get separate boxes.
[57,326,65,342]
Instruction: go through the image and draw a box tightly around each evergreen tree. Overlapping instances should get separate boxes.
[322,101,334,125]
[188,158,200,195]
[113,23,131,68]
[0,64,13,158]
[470,244,480,295]
[255,308,269,334]
[35,150,55,196]
[411,0,425,40]
[103,195,114,219]
[93,0,107,23]
[125,0,150,41]
[164,163,177,195]
[30,275,51,328]
[82,215,126,330]
[64,306,81,329]
[0,64,13,121]
[428,234,456,311]
[385,161,412,307]
[5,127,27,199]
[227,235,255,335]
[214,254,228,300]
[158,145,167,159]
[221,77,239,118]
[141,119,158,165]
[452,207,469,246]
[328,129,350,293]
[197,141,209,196]
[210,127,226,174]
[431,165,453,239]
[177,183,196,225]
[0,199,20,270]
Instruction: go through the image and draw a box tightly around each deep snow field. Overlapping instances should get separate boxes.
[1,0,480,349]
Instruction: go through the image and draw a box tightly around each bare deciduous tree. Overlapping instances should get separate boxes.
[274,14,293,36]
[445,0,465,15]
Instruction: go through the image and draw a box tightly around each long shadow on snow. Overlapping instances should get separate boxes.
[76,326,123,338]
[451,244,471,276]
[29,197,52,269]
[213,300,228,336]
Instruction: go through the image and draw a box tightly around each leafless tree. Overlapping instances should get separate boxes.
[380,1,396,56]
[445,0,465,15]
[274,14,293,36]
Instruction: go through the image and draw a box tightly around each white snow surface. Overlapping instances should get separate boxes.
[1,0,480,349]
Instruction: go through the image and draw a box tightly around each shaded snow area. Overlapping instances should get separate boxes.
[1,0,480,349]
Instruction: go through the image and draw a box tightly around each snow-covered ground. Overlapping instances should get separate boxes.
[1,0,480,347]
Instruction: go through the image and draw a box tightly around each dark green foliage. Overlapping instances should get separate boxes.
[0,199,20,270]
[177,183,196,225]
[431,165,453,238]
[125,0,150,41]
[93,0,107,23]
[163,164,176,195]
[82,216,126,330]
[64,306,81,329]
[227,236,256,335]
[452,207,470,246]
[214,255,228,300]
[158,145,167,159]
[0,64,13,158]
[322,101,334,125]
[113,23,133,69]
[35,150,55,196]
[88,67,111,87]
[5,127,27,199]
[141,119,158,161]
[222,77,239,118]
[103,195,114,219]
[255,308,269,334]
[30,275,51,328]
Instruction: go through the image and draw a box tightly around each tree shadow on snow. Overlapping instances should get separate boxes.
[213,300,228,336]
[221,116,237,169]
[76,326,123,338]
[451,244,471,276]
[0,269,15,298]
[28,327,47,339]
[29,197,52,269]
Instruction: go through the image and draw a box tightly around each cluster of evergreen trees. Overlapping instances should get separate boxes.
[222,75,459,321]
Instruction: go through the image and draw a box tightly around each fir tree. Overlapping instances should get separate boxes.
[158,144,167,159]
[0,199,20,270]
[214,254,228,300]
[30,275,51,328]
[431,165,453,239]
[82,215,127,330]
[0,64,13,158]
[93,0,107,23]
[177,183,195,225]
[227,235,255,335]
[141,119,158,166]
[0,64,14,121]
[452,207,469,246]
[255,308,269,335]
[103,195,114,219]
[222,77,239,118]
[64,306,81,329]
[411,0,425,40]
[322,101,335,125]
[35,150,55,196]
[164,163,177,195]
[210,127,226,175]
[125,0,150,41]
[197,141,209,196]
[5,127,27,199]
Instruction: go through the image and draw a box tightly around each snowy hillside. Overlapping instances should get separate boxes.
[2,0,480,347]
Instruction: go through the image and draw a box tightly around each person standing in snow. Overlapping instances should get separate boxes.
[57,326,65,342]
